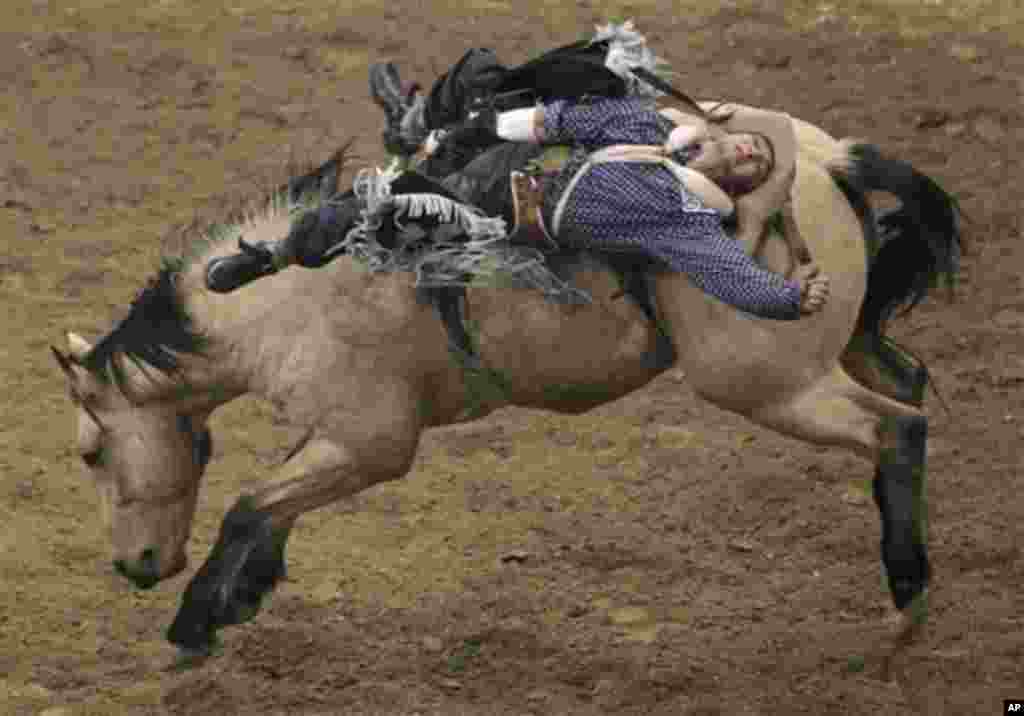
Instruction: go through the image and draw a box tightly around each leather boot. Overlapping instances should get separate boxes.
[204,239,278,293]
[370,61,427,156]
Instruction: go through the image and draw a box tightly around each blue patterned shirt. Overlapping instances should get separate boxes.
[540,97,801,320]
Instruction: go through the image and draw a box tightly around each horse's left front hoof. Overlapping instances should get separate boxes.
[166,640,221,672]
[219,596,263,627]
[166,589,223,656]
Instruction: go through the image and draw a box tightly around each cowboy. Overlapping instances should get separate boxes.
[206,28,828,317]
[441,94,830,319]
[206,98,829,319]
[368,29,829,317]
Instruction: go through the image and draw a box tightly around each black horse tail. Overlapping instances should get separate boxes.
[829,142,962,339]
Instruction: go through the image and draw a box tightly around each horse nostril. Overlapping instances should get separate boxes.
[114,554,161,590]
[114,551,157,578]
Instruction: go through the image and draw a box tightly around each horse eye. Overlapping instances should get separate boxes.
[82,449,103,468]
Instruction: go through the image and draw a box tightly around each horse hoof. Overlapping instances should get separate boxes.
[888,589,929,644]
[221,599,261,627]
[167,641,220,672]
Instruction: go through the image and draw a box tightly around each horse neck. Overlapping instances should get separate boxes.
[129,346,247,419]
[176,244,385,405]
[173,263,288,410]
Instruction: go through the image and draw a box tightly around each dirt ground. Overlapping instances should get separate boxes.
[2,1,1023,714]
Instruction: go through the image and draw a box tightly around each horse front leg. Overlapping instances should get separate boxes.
[166,407,422,664]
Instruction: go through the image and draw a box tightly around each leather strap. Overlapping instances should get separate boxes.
[509,171,558,250]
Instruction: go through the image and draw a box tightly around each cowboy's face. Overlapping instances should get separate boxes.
[690,132,773,192]
[721,132,773,185]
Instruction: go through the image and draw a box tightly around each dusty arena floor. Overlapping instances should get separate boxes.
[2,1,1022,713]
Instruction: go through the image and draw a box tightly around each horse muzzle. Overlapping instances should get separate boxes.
[113,548,186,589]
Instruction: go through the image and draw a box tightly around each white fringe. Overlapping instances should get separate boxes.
[393,193,508,242]
[592,19,668,101]
[330,167,591,304]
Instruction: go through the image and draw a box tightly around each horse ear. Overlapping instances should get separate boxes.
[67,331,93,361]
[51,345,77,380]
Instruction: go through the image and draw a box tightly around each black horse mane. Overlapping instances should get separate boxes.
[82,268,205,388]
[81,144,352,390]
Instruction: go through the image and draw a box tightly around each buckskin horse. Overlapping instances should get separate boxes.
[51,114,959,665]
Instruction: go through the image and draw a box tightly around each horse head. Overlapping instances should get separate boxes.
[52,327,213,589]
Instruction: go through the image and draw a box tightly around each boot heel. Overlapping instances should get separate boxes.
[204,253,276,293]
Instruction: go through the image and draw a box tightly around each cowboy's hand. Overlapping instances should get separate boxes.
[465,96,498,128]
[795,262,830,315]
[447,97,499,148]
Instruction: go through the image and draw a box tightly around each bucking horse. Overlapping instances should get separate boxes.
[52,73,959,666]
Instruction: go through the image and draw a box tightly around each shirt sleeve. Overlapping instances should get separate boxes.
[656,212,803,320]
[542,97,668,149]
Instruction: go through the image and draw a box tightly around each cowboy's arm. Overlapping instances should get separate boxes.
[460,96,664,147]
[664,213,803,320]
[493,106,545,142]
[733,163,797,256]
[539,97,666,146]
[445,103,541,148]
[777,198,816,266]
[735,213,768,258]
[729,107,799,255]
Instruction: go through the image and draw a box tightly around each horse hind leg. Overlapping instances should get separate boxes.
[749,368,930,639]
[841,330,930,408]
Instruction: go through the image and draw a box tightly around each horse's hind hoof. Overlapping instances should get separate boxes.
[888,588,929,644]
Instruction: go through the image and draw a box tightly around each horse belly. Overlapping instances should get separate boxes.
[465,268,667,414]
